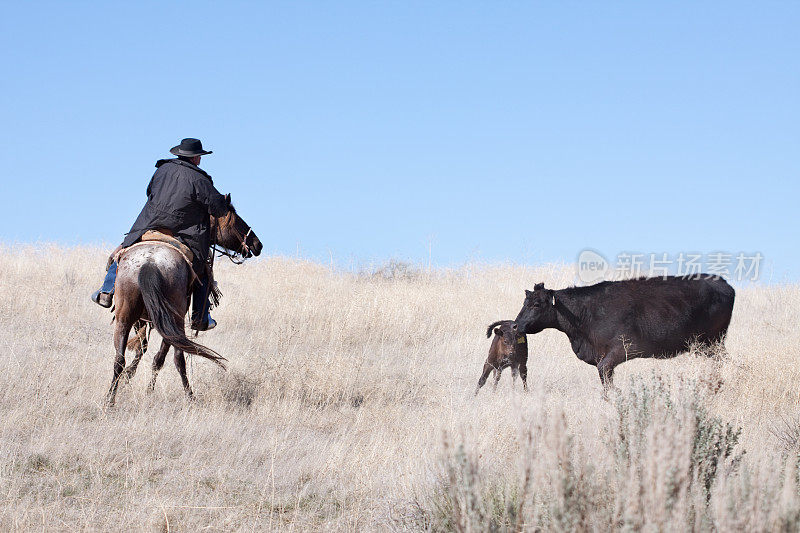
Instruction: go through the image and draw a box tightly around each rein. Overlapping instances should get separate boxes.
[213,245,246,264]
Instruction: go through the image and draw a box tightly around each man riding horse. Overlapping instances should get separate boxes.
[92,138,231,331]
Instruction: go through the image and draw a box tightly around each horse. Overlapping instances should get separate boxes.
[105,208,262,405]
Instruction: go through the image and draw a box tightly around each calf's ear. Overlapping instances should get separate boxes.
[494,328,502,336]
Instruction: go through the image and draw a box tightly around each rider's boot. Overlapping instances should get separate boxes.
[91,261,117,308]
[190,274,216,331]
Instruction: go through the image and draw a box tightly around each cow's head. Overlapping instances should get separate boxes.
[514,282,557,334]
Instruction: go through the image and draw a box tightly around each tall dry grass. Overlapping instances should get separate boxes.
[1,244,799,531]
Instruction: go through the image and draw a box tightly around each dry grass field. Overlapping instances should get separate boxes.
[2,244,800,531]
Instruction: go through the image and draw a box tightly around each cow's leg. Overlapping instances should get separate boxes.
[597,363,615,390]
[147,340,171,392]
[511,365,519,389]
[493,368,503,391]
[597,346,625,391]
[475,363,494,396]
[519,362,528,392]
[107,320,133,406]
[122,322,148,383]
[173,349,193,399]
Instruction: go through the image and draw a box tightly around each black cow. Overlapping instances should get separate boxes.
[514,275,735,387]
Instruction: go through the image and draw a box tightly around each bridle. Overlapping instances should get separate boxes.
[211,216,253,265]
[239,228,253,256]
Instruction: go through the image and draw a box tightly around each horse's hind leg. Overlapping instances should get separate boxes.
[122,321,148,383]
[173,349,193,399]
[107,320,133,406]
[147,340,171,392]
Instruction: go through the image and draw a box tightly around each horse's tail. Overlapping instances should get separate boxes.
[138,262,226,369]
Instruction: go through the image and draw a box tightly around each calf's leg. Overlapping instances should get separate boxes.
[493,368,502,390]
[475,363,494,396]
[519,362,528,392]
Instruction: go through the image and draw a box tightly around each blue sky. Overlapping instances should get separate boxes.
[1,2,798,280]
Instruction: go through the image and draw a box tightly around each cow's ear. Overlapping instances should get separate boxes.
[494,327,501,336]
[534,282,545,290]
[525,289,533,297]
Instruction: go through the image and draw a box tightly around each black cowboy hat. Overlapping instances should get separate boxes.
[169,138,213,157]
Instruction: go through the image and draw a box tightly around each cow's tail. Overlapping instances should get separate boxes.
[138,262,226,369]
[486,320,509,338]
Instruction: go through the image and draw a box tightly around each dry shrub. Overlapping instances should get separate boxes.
[403,378,786,532]
[220,369,261,409]
[396,436,530,532]
[364,259,425,281]
[770,416,800,454]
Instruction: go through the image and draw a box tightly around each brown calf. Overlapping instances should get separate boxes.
[475,320,528,395]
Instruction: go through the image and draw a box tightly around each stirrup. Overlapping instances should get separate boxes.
[191,316,217,331]
[91,290,113,308]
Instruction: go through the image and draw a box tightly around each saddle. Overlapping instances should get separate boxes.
[141,229,194,262]
[113,229,200,286]
[106,231,222,327]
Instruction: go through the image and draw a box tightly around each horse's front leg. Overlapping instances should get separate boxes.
[107,320,133,406]
[121,321,148,383]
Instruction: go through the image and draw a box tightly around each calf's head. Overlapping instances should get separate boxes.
[514,282,557,334]
[492,323,519,358]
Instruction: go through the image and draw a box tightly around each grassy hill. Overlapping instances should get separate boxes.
[1,245,799,531]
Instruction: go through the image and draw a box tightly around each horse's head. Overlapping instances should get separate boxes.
[212,206,262,259]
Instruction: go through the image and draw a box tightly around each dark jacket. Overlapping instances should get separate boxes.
[121,158,229,266]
